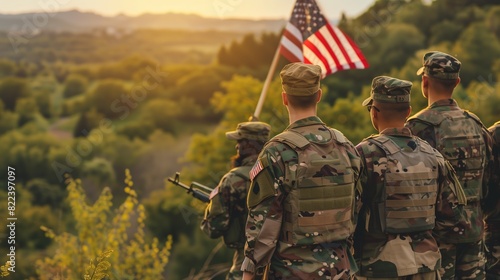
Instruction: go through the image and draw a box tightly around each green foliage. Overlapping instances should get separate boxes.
[36,170,173,280]
[217,32,281,70]
[86,79,129,119]
[26,178,65,208]
[141,99,181,134]
[73,109,104,137]
[15,97,39,126]
[33,91,54,119]
[0,77,31,111]
[84,250,113,280]
[81,157,117,187]
[452,22,500,86]
[63,74,89,98]
[0,59,16,78]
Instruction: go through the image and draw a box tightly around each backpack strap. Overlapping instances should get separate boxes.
[330,128,348,144]
[230,166,251,181]
[367,134,400,155]
[271,130,310,149]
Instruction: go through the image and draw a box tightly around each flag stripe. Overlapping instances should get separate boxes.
[278,0,369,78]
[303,39,329,76]
[280,22,304,62]
[249,160,264,181]
[326,24,356,69]
[280,36,303,62]
[320,26,349,70]
[342,30,370,69]
[283,22,303,46]
[317,27,344,73]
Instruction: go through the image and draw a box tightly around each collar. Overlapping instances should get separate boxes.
[287,116,324,130]
[379,127,413,138]
[429,98,459,109]
[241,154,258,167]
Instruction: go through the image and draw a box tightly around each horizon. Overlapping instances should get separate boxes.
[0,0,374,20]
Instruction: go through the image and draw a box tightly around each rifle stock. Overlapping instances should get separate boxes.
[167,172,212,203]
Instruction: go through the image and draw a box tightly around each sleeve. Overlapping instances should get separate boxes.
[200,173,232,239]
[241,145,285,275]
[353,144,369,262]
[405,120,437,148]
[433,158,469,243]
[484,128,500,219]
[481,128,495,210]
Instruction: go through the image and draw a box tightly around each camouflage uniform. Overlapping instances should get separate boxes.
[485,121,500,279]
[355,76,468,280]
[201,121,271,280]
[405,51,494,280]
[241,63,363,279]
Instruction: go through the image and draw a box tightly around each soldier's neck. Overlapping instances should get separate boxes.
[427,90,453,105]
[288,109,317,124]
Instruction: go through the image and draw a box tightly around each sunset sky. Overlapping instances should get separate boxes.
[2,0,374,19]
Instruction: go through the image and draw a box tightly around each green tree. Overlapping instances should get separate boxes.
[15,97,39,126]
[63,74,89,98]
[452,22,500,86]
[485,6,500,39]
[87,79,129,119]
[0,59,16,77]
[0,77,31,111]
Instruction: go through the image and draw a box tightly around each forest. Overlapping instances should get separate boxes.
[0,0,500,279]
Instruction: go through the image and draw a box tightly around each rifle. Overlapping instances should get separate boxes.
[167,172,213,203]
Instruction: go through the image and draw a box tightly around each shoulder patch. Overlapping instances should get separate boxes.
[249,159,264,181]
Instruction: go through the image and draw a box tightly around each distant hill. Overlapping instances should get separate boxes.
[0,9,289,33]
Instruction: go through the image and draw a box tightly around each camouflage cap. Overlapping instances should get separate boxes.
[362,76,412,106]
[416,51,461,79]
[225,121,271,142]
[280,62,321,96]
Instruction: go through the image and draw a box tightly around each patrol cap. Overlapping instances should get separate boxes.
[416,51,461,80]
[225,121,271,142]
[362,76,412,106]
[280,62,321,96]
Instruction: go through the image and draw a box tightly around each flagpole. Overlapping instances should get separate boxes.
[251,44,281,121]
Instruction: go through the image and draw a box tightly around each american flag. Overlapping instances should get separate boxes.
[280,0,369,78]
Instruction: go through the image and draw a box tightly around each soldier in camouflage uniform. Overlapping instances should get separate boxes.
[405,51,494,280]
[355,76,468,280]
[485,121,500,279]
[241,62,363,280]
[201,121,271,280]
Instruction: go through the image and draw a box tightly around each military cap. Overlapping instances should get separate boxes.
[362,76,412,106]
[280,62,321,96]
[225,121,271,142]
[416,51,461,79]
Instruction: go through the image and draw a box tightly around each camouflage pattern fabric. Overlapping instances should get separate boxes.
[486,121,500,279]
[354,127,468,279]
[241,116,363,279]
[405,99,494,280]
[416,51,461,80]
[201,156,256,280]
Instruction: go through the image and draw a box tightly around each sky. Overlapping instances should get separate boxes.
[1,0,375,19]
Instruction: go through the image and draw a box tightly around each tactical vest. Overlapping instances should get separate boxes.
[271,128,359,245]
[222,166,251,249]
[411,109,487,204]
[367,135,439,233]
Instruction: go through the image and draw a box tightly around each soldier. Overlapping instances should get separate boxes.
[485,121,500,279]
[241,62,363,280]
[405,51,494,279]
[355,76,468,280]
[201,121,271,280]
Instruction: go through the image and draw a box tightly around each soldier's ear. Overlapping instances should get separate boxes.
[316,89,322,103]
[282,92,288,106]
[405,106,412,120]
